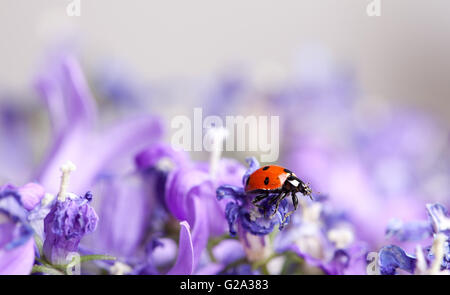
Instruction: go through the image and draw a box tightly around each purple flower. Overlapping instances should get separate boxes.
[164,151,245,269]
[378,245,416,275]
[217,157,292,237]
[133,221,194,275]
[378,203,450,275]
[0,185,38,274]
[43,192,98,264]
[215,157,296,265]
[34,51,163,195]
[85,173,151,261]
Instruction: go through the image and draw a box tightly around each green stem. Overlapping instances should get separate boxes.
[79,254,116,263]
[31,265,64,275]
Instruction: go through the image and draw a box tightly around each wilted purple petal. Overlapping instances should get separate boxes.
[43,192,98,264]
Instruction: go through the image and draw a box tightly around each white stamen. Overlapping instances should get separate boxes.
[414,245,427,274]
[58,161,77,202]
[109,262,132,275]
[430,233,447,274]
[208,127,228,179]
[415,233,449,275]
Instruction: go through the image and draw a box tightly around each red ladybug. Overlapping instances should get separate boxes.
[245,165,312,218]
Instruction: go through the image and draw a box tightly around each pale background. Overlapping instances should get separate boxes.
[1,0,449,123]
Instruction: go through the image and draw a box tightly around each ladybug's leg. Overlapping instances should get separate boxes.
[282,192,298,223]
[251,194,268,206]
[269,192,286,219]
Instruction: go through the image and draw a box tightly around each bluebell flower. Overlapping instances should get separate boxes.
[0,183,44,274]
[163,145,245,269]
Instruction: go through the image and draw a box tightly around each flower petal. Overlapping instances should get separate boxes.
[378,245,416,275]
[242,157,260,186]
[0,238,35,275]
[426,203,450,235]
[167,221,194,275]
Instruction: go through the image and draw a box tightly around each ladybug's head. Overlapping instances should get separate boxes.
[301,182,313,197]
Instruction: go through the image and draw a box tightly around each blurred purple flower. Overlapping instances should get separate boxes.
[164,150,245,269]
[86,173,151,262]
[34,52,163,195]
[133,221,194,275]
[273,196,368,275]
[0,184,42,274]
[43,192,98,264]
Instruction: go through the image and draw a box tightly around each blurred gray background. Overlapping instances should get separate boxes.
[1,0,449,123]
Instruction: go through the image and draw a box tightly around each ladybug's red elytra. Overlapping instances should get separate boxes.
[245,165,313,219]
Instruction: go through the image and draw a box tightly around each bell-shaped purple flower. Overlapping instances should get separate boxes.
[43,192,98,264]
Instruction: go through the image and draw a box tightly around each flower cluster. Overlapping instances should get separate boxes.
[0,47,449,276]
[378,203,450,275]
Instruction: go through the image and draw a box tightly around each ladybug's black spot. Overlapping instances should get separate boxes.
[262,166,270,171]
[284,168,292,174]
[264,177,270,185]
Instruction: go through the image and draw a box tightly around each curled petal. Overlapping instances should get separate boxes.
[165,167,211,222]
[167,221,194,275]
[426,203,450,235]
[216,185,245,202]
[378,245,416,275]
[242,157,260,186]
[224,202,240,236]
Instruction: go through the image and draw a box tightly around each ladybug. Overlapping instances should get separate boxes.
[245,165,313,218]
